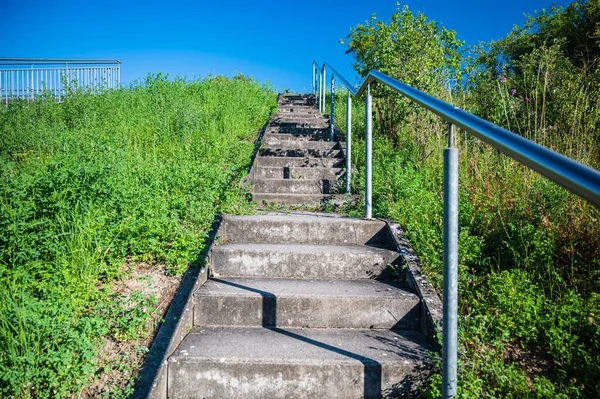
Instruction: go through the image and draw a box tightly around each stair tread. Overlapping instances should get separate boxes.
[196,276,416,299]
[214,242,396,255]
[170,326,432,365]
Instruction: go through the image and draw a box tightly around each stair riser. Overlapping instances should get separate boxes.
[251,193,349,207]
[270,122,330,129]
[262,138,341,150]
[266,127,330,136]
[252,166,343,180]
[168,362,414,399]
[194,295,419,329]
[211,249,399,279]
[255,157,344,168]
[250,179,335,194]
[263,133,330,141]
[259,148,343,158]
[220,216,387,245]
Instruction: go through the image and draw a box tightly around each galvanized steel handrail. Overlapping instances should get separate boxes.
[312,61,600,399]
[0,57,121,65]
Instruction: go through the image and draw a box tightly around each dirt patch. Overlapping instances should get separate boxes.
[81,262,180,398]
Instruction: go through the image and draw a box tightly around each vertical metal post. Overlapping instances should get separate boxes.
[442,122,459,399]
[319,71,323,113]
[322,67,326,114]
[346,92,352,193]
[330,75,335,141]
[365,84,373,219]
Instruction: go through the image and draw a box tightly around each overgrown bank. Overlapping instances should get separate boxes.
[0,75,276,397]
[335,1,599,397]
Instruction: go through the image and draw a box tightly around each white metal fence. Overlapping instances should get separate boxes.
[0,58,121,104]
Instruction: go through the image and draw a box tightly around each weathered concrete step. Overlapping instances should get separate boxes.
[252,193,355,207]
[168,326,432,398]
[252,166,343,180]
[255,156,344,168]
[259,148,343,158]
[220,214,388,246]
[272,114,329,122]
[270,121,330,129]
[263,137,341,150]
[263,132,329,141]
[266,126,330,136]
[211,243,400,279]
[278,107,319,114]
[194,277,420,329]
[250,178,337,194]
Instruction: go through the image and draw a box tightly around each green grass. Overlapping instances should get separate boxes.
[0,74,276,398]
[331,87,600,398]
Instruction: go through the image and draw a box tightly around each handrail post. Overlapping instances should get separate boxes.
[330,75,335,141]
[322,67,326,114]
[442,122,459,399]
[346,91,352,193]
[365,84,372,219]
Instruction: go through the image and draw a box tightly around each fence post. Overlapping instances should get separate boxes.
[330,75,335,141]
[442,122,459,399]
[365,84,372,219]
[346,92,352,193]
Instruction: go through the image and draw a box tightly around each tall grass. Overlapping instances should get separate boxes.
[0,74,276,397]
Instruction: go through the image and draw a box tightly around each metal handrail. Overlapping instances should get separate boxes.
[312,61,600,399]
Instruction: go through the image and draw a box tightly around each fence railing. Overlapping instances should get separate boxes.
[0,58,121,104]
[312,60,600,399]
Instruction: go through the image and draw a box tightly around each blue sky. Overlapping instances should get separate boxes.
[1,0,571,92]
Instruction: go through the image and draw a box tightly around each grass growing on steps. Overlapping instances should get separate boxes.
[0,74,276,398]
[330,88,600,398]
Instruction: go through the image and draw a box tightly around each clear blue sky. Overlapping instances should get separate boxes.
[1,0,571,93]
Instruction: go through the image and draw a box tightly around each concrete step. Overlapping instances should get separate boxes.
[250,178,338,194]
[259,148,343,158]
[266,126,330,136]
[211,243,400,279]
[219,214,388,246]
[272,114,329,122]
[168,326,432,398]
[262,137,342,150]
[252,193,355,207]
[269,121,330,129]
[278,107,319,115]
[252,166,343,180]
[194,277,420,329]
[255,156,344,168]
[263,133,330,141]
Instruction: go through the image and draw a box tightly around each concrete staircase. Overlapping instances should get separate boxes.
[249,93,348,207]
[163,94,435,398]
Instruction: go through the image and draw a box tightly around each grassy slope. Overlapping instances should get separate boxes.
[0,75,276,398]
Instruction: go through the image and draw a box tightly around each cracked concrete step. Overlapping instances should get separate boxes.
[262,137,341,150]
[255,156,344,168]
[251,193,355,207]
[194,277,420,329]
[252,166,343,180]
[168,326,433,399]
[211,243,400,279]
[250,179,337,194]
[219,214,388,246]
[259,148,343,158]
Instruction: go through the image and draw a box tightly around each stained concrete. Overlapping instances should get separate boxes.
[194,276,420,329]
[252,166,343,180]
[219,214,388,246]
[168,326,432,399]
[211,243,400,279]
